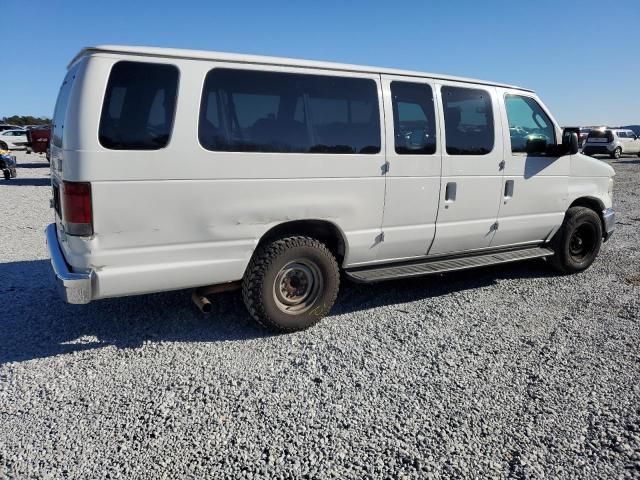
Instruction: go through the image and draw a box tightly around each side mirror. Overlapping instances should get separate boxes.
[561,129,580,155]
[567,132,579,154]
[525,135,548,154]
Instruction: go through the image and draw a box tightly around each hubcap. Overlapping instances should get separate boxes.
[569,224,596,261]
[273,260,323,314]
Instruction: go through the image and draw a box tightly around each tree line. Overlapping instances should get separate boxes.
[1,115,52,126]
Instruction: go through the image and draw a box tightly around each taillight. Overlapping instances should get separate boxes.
[62,181,93,236]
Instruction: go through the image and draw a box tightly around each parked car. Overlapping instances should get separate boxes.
[0,124,19,132]
[26,125,51,157]
[46,45,615,331]
[579,127,591,148]
[0,129,29,150]
[583,128,640,159]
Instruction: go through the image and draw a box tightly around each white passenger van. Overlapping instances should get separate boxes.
[47,45,615,331]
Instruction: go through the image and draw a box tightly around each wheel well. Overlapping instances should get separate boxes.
[569,197,605,232]
[257,220,347,265]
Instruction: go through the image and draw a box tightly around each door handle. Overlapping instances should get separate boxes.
[504,180,514,201]
[445,182,457,202]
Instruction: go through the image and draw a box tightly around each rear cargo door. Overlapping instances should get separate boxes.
[50,62,81,227]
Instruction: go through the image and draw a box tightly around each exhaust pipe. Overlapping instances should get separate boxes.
[191,281,241,314]
[192,292,212,314]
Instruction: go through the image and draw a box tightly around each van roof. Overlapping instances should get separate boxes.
[72,45,534,93]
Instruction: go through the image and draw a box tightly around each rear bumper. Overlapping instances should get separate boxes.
[583,145,614,155]
[45,223,93,304]
[603,208,615,240]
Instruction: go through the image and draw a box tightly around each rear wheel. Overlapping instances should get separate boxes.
[549,206,602,274]
[611,147,622,159]
[3,170,10,180]
[242,236,340,332]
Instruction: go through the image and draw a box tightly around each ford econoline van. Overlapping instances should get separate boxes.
[47,46,615,331]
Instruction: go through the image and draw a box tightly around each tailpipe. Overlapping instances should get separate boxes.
[191,281,241,314]
[192,292,213,314]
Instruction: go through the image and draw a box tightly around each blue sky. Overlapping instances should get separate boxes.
[1,0,638,126]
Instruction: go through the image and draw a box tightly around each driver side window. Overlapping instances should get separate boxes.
[505,94,555,154]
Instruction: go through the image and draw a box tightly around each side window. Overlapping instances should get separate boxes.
[99,61,179,150]
[504,95,556,153]
[198,68,381,154]
[441,86,494,155]
[391,81,437,155]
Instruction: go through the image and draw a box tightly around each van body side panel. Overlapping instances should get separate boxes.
[57,54,386,298]
[491,88,569,247]
[376,75,442,262]
[428,83,503,255]
[85,178,381,298]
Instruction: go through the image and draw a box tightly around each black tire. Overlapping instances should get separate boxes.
[242,235,340,332]
[3,170,10,180]
[610,147,621,159]
[0,142,7,150]
[549,206,602,274]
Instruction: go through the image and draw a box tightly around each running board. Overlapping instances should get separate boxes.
[345,246,554,283]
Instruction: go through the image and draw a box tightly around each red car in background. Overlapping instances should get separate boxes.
[26,125,51,160]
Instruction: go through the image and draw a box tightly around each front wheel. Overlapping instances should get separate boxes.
[611,147,622,159]
[242,236,340,332]
[549,207,602,274]
[0,142,8,151]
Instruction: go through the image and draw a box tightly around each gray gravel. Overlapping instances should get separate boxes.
[0,151,639,479]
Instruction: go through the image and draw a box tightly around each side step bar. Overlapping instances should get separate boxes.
[345,246,554,283]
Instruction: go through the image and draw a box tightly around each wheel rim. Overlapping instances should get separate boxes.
[615,148,621,159]
[273,260,323,314]
[569,223,597,262]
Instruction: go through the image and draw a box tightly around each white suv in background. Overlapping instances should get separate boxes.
[0,129,29,150]
[583,128,640,159]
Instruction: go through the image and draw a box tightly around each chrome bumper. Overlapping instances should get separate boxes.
[45,223,93,304]
[603,208,615,240]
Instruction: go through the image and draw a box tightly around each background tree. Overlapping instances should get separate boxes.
[1,115,52,126]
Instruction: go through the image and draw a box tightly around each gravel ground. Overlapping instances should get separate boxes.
[0,151,638,479]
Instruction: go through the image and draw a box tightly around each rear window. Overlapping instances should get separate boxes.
[99,61,179,150]
[198,68,381,154]
[587,130,614,142]
[52,68,77,148]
